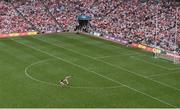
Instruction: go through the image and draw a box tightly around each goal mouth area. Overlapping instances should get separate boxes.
[155,52,180,64]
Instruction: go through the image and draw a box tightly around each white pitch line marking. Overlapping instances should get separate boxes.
[148,71,180,78]
[94,52,140,59]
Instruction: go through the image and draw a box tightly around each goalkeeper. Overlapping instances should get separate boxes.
[58,75,72,87]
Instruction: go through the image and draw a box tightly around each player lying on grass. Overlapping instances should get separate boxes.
[58,75,72,87]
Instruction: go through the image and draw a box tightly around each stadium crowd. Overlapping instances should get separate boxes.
[0,0,179,54]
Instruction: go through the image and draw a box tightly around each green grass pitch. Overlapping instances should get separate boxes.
[0,33,180,108]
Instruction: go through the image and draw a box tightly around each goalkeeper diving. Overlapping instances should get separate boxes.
[58,75,72,87]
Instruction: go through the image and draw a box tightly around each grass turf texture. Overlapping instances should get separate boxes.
[0,33,180,108]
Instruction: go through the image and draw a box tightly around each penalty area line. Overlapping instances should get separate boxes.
[94,52,140,59]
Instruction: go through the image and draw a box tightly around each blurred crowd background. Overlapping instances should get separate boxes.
[0,0,179,54]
